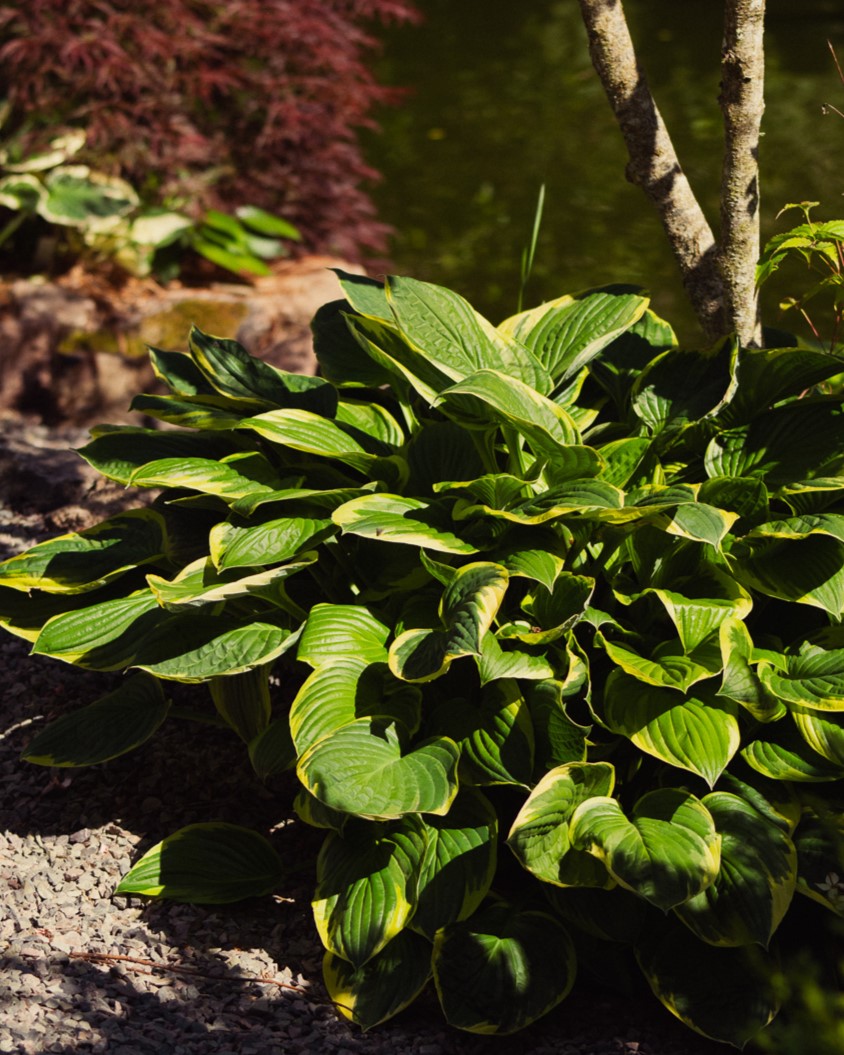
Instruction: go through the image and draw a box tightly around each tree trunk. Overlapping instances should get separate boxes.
[720,0,766,347]
[577,0,725,342]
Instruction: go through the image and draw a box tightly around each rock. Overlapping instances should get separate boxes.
[0,256,364,428]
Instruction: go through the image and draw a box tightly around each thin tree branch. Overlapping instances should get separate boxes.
[720,0,766,347]
[577,0,725,341]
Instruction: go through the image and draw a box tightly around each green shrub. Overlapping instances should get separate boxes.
[2,272,844,1045]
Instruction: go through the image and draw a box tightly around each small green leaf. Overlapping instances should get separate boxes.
[115,822,284,903]
[248,716,296,779]
[209,665,271,742]
[297,604,390,667]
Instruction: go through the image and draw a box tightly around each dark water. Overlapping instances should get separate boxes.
[364,0,844,343]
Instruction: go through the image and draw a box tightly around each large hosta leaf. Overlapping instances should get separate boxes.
[790,704,844,766]
[718,617,786,722]
[525,678,591,770]
[631,341,734,434]
[22,674,169,767]
[599,636,719,693]
[603,671,740,786]
[389,562,508,682]
[0,510,167,594]
[209,665,270,742]
[77,426,244,484]
[297,604,391,667]
[719,345,844,425]
[643,569,753,653]
[741,722,844,782]
[334,494,479,554]
[147,555,315,609]
[208,515,332,571]
[297,719,459,820]
[501,572,594,645]
[636,920,779,1047]
[237,408,380,473]
[430,679,535,787]
[289,657,421,755]
[570,789,721,910]
[115,822,284,903]
[323,930,432,1029]
[759,648,844,711]
[313,817,426,966]
[507,762,616,888]
[129,453,278,501]
[673,792,796,947]
[498,286,649,384]
[434,369,580,453]
[411,789,498,939]
[432,900,576,1035]
[730,534,844,618]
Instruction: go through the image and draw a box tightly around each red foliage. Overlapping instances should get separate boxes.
[0,0,418,261]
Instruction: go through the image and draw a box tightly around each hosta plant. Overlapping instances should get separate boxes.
[2,271,844,1046]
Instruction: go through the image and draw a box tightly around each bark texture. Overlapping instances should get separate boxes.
[577,0,726,341]
[720,0,766,347]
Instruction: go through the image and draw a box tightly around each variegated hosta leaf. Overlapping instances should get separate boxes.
[148,345,219,397]
[389,562,508,682]
[411,789,498,939]
[506,762,616,888]
[313,817,426,966]
[188,326,337,414]
[131,613,301,682]
[602,671,740,787]
[311,296,397,389]
[32,590,167,670]
[673,792,796,948]
[129,453,279,501]
[324,930,432,1029]
[0,585,110,644]
[22,674,169,767]
[744,511,844,545]
[0,509,167,594]
[430,679,535,787]
[209,665,271,742]
[570,789,721,911]
[597,436,651,488]
[476,632,556,685]
[296,603,391,668]
[385,274,552,395]
[297,719,459,820]
[498,286,649,384]
[289,657,421,755]
[792,807,844,915]
[499,572,594,645]
[790,704,844,766]
[717,617,786,721]
[720,345,844,425]
[631,341,735,434]
[644,568,753,653]
[208,515,333,571]
[115,822,284,903]
[129,393,245,430]
[729,534,844,618]
[598,635,720,693]
[759,648,844,711]
[333,493,479,555]
[433,368,581,453]
[659,502,738,548]
[147,555,315,609]
[453,479,624,526]
[636,920,779,1047]
[698,474,770,522]
[741,723,844,782]
[496,546,565,593]
[432,901,576,1035]
[77,425,244,485]
[237,408,382,473]
[525,678,590,771]
[336,398,406,448]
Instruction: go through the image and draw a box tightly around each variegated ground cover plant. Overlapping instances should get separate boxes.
[2,271,844,1046]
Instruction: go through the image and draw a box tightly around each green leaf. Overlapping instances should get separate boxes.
[385,274,552,394]
[0,510,167,594]
[760,649,844,711]
[496,546,564,593]
[411,789,498,939]
[297,604,390,667]
[146,556,315,609]
[209,665,271,742]
[475,632,556,685]
[506,762,616,888]
[311,300,396,389]
[389,562,509,682]
[717,618,786,722]
[644,568,753,653]
[40,165,138,229]
[525,677,590,770]
[570,789,721,911]
[597,437,652,488]
[115,822,284,903]
[636,920,779,1047]
[323,930,432,1029]
[729,534,844,618]
[454,479,624,526]
[22,674,169,767]
[631,341,735,434]
[434,368,581,453]
[499,286,649,384]
[546,885,648,943]
[289,657,421,755]
[599,636,719,693]
[248,716,296,779]
[603,671,740,787]
[720,345,844,426]
[77,426,244,484]
[500,571,594,645]
[431,679,535,787]
[209,515,332,571]
[334,493,479,554]
[790,704,844,766]
[235,204,300,239]
[238,408,381,473]
[792,807,844,914]
[313,818,426,966]
[129,453,278,501]
[129,393,245,430]
[673,791,796,948]
[741,723,844,782]
[432,901,576,1035]
[297,719,460,820]
[132,613,300,682]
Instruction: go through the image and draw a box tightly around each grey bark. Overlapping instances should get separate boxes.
[720,0,766,347]
[577,0,766,346]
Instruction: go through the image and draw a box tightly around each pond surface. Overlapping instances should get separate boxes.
[364,0,844,342]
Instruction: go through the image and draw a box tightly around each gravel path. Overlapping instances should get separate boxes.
[0,427,729,1055]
